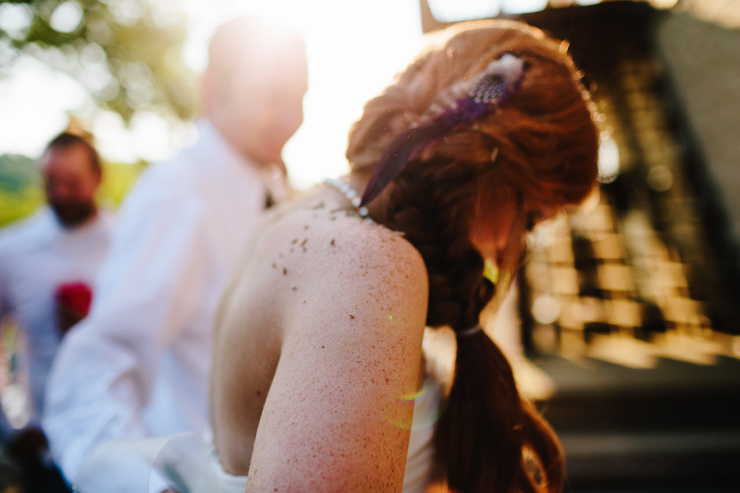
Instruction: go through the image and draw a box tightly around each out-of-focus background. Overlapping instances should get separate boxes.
[0,0,426,224]
[427,1,740,492]
[2,0,740,491]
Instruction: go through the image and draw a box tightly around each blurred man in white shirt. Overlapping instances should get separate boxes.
[0,131,114,491]
[42,15,308,490]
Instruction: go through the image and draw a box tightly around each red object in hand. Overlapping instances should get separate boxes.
[54,281,92,336]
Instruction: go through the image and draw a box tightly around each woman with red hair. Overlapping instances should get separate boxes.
[208,18,599,493]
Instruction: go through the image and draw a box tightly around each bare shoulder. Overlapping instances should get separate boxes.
[271,194,429,335]
[243,189,431,490]
[219,187,429,342]
[242,188,428,314]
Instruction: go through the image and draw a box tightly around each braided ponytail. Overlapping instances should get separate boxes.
[346,19,598,492]
[382,158,563,492]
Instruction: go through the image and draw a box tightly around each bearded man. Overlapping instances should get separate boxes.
[0,131,114,490]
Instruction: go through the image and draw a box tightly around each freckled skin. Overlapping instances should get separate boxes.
[210,185,429,491]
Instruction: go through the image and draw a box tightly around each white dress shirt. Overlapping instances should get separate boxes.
[0,207,114,427]
[43,119,276,483]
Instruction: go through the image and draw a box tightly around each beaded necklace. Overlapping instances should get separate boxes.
[324,177,376,225]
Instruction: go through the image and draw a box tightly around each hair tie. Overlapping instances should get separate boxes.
[456,323,483,338]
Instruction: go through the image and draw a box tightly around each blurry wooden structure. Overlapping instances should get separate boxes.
[420,1,740,490]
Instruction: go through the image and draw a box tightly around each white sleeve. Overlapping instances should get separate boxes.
[42,168,212,483]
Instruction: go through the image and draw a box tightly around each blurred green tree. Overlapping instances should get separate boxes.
[0,0,197,122]
[0,153,42,227]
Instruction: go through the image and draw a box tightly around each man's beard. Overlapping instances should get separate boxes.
[50,200,97,228]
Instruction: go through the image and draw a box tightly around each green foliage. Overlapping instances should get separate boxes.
[98,159,146,207]
[0,153,42,226]
[0,0,197,122]
[0,152,144,228]
[0,186,43,227]
[0,153,39,191]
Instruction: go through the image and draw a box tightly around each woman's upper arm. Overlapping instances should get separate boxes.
[246,231,429,492]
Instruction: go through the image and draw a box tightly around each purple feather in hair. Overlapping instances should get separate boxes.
[360,53,527,206]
